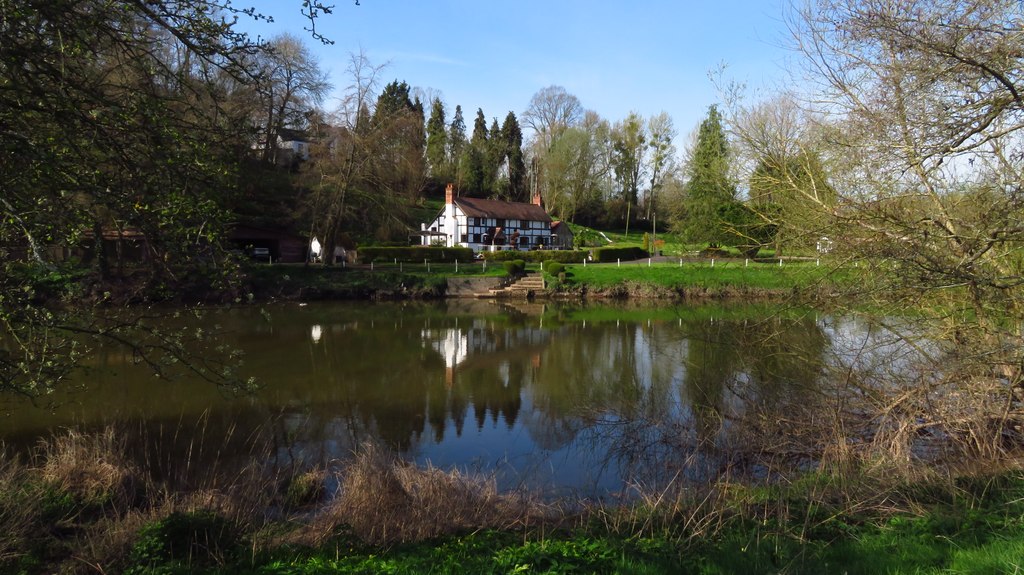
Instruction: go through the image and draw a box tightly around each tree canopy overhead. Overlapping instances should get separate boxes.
[0,0,280,395]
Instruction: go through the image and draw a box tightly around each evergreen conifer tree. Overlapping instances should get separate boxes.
[426,97,448,182]
[679,105,736,245]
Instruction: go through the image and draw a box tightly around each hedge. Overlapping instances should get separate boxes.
[482,250,587,263]
[592,246,649,263]
[358,246,475,263]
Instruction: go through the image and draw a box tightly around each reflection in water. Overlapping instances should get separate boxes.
[0,301,885,498]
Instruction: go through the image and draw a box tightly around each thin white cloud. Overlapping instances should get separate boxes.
[379,51,470,67]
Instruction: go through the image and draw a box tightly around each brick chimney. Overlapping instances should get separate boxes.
[531,189,542,207]
[445,183,454,205]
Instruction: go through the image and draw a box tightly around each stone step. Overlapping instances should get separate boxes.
[484,273,545,297]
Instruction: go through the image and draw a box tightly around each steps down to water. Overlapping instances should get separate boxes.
[484,273,545,298]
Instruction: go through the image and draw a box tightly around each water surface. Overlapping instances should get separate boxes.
[1,300,885,498]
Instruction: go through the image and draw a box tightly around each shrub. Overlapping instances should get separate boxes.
[503,260,526,275]
[127,511,240,572]
[358,246,474,264]
[545,262,565,276]
[592,247,648,263]
[283,469,326,508]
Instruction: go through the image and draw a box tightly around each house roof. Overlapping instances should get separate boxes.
[550,221,571,233]
[277,128,310,143]
[454,197,551,222]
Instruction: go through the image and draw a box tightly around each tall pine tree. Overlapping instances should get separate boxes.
[425,97,448,183]
[501,112,527,202]
[678,105,736,245]
[460,108,489,196]
[448,105,466,189]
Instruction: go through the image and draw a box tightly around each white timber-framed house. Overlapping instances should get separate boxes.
[420,184,573,252]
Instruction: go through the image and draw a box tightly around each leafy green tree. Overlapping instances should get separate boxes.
[542,112,612,223]
[748,150,834,255]
[716,201,778,257]
[676,105,736,245]
[0,0,263,395]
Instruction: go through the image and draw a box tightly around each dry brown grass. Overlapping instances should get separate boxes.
[303,443,550,546]
[36,427,142,513]
[0,452,42,567]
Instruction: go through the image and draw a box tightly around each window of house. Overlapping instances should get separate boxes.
[461,234,468,242]
[467,217,475,226]
[473,234,481,243]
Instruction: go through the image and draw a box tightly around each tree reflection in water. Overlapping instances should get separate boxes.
[2,301,872,498]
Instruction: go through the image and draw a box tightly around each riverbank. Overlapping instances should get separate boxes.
[243,258,840,302]
[3,427,1022,574]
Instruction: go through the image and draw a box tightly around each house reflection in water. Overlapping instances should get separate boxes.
[421,320,550,432]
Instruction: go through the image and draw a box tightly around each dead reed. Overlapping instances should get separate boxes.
[305,442,550,546]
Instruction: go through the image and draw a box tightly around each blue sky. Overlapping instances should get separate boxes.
[236,1,795,142]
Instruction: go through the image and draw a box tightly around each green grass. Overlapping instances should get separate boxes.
[180,479,1024,574]
[253,533,685,574]
[558,259,832,291]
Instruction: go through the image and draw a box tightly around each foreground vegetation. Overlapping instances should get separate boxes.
[3,427,1023,574]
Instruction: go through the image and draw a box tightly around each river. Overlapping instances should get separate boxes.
[0,300,906,499]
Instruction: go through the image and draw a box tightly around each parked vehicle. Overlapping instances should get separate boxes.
[249,247,271,262]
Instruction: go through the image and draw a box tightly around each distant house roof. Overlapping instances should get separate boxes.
[550,221,570,232]
[454,197,551,222]
[277,128,310,143]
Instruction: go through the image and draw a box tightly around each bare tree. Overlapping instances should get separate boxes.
[646,112,678,221]
[730,93,836,254]
[791,0,1024,455]
[522,85,584,151]
[256,33,331,164]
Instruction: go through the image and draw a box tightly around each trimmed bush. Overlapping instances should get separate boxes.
[544,262,565,276]
[358,246,474,264]
[483,250,586,263]
[592,246,649,263]
[503,260,526,275]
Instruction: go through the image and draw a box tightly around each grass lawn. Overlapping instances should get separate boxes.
[555,259,834,291]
